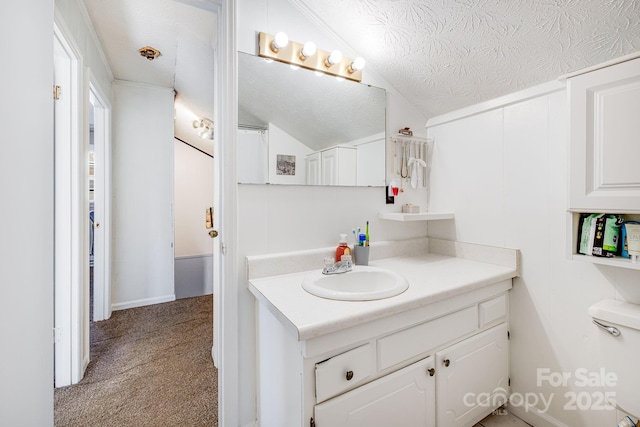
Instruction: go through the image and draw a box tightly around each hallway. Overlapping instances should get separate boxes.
[54,295,217,426]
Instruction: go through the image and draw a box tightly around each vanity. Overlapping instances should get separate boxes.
[248,238,519,427]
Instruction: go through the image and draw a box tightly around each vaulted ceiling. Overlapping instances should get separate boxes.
[297,0,640,118]
[83,0,640,152]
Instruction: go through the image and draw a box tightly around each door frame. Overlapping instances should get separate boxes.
[89,79,112,322]
[203,0,238,425]
[53,16,86,387]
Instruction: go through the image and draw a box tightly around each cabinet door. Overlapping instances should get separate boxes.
[314,357,436,427]
[306,152,321,185]
[321,148,338,186]
[568,57,640,212]
[435,323,509,427]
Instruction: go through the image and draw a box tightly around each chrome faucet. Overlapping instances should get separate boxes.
[322,260,353,275]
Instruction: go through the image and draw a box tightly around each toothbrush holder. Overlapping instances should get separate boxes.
[353,245,370,266]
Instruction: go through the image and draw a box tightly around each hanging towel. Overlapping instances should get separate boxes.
[407,157,426,189]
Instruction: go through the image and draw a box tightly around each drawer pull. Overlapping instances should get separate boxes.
[346,370,354,381]
[427,368,435,377]
[443,359,450,367]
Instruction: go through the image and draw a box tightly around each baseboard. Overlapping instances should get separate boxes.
[175,254,213,299]
[510,405,570,427]
[111,294,176,311]
[211,345,218,368]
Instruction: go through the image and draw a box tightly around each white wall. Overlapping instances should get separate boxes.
[54,0,113,101]
[427,88,640,426]
[268,122,312,185]
[355,137,386,187]
[112,81,176,309]
[174,140,214,257]
[237,129,268,184]
[0,0,54,425]
[237,0,429,424]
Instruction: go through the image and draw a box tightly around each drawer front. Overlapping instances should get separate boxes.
[479,294,507,328]
[377,306,478,371]
[315,343,375,403]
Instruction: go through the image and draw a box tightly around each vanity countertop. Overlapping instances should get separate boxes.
[248,247,518,341]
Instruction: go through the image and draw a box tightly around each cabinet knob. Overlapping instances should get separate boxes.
[427,368,435,377]
[346,370,354,381]
[443,359,450,367]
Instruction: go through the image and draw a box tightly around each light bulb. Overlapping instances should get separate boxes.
[271,32,288,52]
[349,57,366,72]
[325,50,343,67]
[300,41,317,59]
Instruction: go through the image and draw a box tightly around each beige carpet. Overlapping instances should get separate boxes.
[55,295,218,426]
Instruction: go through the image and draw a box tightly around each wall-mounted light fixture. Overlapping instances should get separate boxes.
[258,32,365,82]
[193,118,214,140]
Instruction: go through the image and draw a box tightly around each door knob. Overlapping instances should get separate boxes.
[443,359,450,367]
[95,223,100,228]
[346,370,354,381]
[209,230,218,238]
[427,368,435,377]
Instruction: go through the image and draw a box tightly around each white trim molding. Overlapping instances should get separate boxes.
[426,80,566,129]
[111,294,176,311]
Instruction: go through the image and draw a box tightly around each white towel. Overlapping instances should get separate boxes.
[407,157,427,189]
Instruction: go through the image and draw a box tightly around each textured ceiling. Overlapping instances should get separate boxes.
[83,0,640,140]
[84,0,216,154]
[293,0,640,118]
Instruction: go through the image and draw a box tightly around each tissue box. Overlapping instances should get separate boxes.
[402,204,420,213]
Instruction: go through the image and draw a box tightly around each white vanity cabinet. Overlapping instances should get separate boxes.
[567,56,640,213]
[255,285,510,427]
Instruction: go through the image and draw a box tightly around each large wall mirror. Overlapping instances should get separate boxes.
[237,51,386,187]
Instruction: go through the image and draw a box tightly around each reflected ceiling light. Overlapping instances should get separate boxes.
[299,41,317,60]
[193,118,214,140]
[258,32,364,82]
[270,32,289,53]
[348,57,366,73]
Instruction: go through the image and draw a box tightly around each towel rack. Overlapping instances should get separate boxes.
[390,135,434,187]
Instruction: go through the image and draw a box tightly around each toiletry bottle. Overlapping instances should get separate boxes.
[335,233,351,262]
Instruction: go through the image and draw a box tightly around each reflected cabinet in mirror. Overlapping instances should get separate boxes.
[237,51,386,187]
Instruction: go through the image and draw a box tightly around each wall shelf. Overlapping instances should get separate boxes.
[572,254,640,271]
[379,212,454,222]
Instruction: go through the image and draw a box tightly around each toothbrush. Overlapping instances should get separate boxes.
[365,221,370,246]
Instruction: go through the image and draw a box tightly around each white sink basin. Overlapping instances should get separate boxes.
[302,266,409,301]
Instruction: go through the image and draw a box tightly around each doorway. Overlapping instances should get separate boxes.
[88,83,111,323]
[53,22,84,388]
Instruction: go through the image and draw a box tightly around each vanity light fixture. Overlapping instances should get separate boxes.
[349,57,366,73]
[270,32,289,53]
[299,41,317,60]
[258,32,364,82]
[324,50,343,67]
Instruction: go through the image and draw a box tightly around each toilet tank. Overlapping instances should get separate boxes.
[589,299,640,418]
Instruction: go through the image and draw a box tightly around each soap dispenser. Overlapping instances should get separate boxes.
[335,233,351,262]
